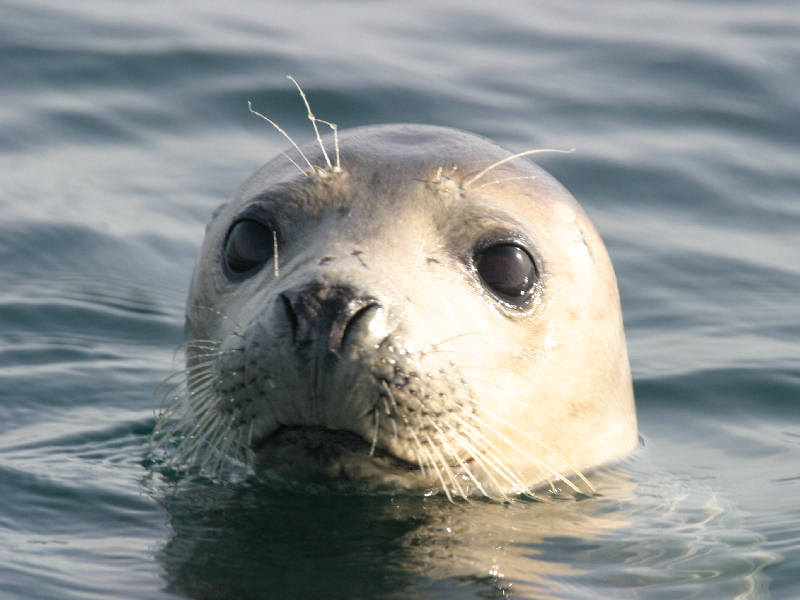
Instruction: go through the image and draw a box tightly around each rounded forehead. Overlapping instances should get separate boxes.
[232,124,584,228]
[338,124,511,169]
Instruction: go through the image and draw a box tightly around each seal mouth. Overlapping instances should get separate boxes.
[253,426,421,472]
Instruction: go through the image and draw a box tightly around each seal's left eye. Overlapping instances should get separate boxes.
[475,244,538,307]
[224,219,275,275]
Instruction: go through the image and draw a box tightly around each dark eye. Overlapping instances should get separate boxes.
[474,244,538,307]
[223,219,275,275]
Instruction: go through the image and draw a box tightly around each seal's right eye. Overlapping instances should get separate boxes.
[223,219,275,275]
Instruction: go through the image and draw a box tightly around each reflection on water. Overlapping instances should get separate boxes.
[154,465,773,599]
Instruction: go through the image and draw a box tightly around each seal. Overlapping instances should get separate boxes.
[153,108,637,500]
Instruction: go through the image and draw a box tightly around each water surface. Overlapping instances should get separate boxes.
[1,1,799,598]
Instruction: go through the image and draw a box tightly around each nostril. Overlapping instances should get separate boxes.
[280,292,300,342]
[279,285,381,355]
[329,298,380,356]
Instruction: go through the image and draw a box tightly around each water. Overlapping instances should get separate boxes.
[1,0,798,597]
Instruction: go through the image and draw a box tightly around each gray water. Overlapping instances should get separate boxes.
[1,1,799,598]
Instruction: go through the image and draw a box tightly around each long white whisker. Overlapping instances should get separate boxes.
[316,118,341,171]
[382,381,430,480]
[369,408,379,456]
[436,416,513,499]
[273,230,280,278]
[476,175,537,189]
[181,339,222,348]
[197,423,228,470]
[424,432,466,500]
[430,331,488,349]
[425,416,491,499]
[456,397,586,494]
[448,368,590,490]
[188,306,243,332]
[211,432,235,478]
[183,348,236,362]
[181,376,218,399]
[152,360,216,410]
[175,413,224,466]
[248,100,314,173]
[247,421,255,447]
[464,148,575,188]
[449,411,539,495]
[287,75,332,170]
[416,434,453,502]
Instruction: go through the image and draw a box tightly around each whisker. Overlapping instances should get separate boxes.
[369,408,379,456]
[211,432,235,478]
[315,118,341,172]
[425,416,491,499]
[476,175,537,189]
[247,421,255,447]
[152,359,214,404]
[188,306,243,333]
[456,395,588,494]
[459,405,565,488]
[448,367,535,387]
[181,339,223,348]
[153,361,214,414]
[181,375,219,400]
[273,230,280,278]
[441,416,517,499]
[174,412,223,466]
[449,411,538,496]
[417,435,453,502]
[247,100,314,174]
[287,75,332,170]
[424,431,467,500]
[382,381,430,480]
[463,147,575,188]
[176,342,221,356]
[198,423,228,471]
[430,331,488,349]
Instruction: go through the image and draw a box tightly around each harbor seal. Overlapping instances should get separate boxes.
[153,116,637,500]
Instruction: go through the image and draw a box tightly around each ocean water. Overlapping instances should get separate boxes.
[1,0,798,598]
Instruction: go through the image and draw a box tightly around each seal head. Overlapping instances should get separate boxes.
[169,124,637,500]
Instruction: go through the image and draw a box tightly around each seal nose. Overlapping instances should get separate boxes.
[279,284,381,356]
